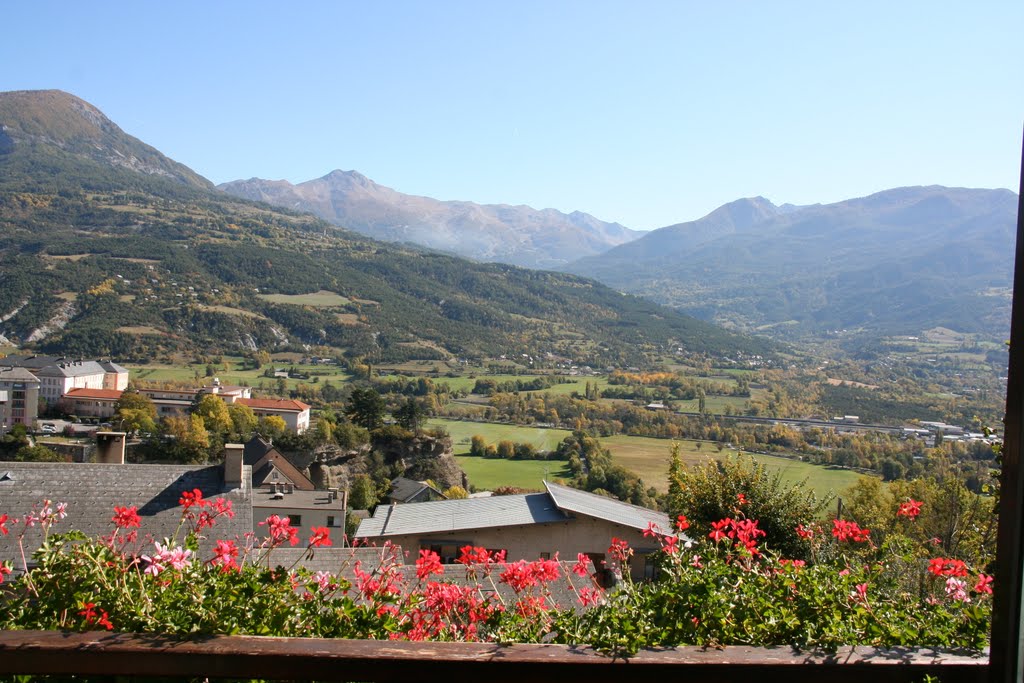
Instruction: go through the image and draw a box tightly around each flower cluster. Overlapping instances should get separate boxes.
[0,495,996,655]
[499,557,561,592]
[112,505,142,529]
[897,499,923,518]
[928,557,968,578]
[178,489,235,532]
[831,519,871,543]
[708,517,767,555]
[259,514,300,547]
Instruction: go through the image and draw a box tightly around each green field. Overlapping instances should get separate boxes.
[126,356,351,390]
[422,374,608,396]
[673,395,750,413]
[431,417,864,501]
[429,418,571,452]
[456,455,573,491]
[257,290,351,307]
[599,434,865,500]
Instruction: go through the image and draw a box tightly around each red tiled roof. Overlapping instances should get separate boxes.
[238,398,310,412]
[63,388,124,400]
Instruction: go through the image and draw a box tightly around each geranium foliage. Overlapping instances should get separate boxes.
[0,493,992,658]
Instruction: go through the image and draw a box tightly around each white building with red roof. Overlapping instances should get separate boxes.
[237,397,311,433]
[60,387,124,419]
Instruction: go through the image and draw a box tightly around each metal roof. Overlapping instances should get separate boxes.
[543,481,672,533]
[356,492,567,538]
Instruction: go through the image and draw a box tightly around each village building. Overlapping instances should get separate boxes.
[0,366,41,432]
[236,397,311,433]
[0,356,128,409]
[355,481,671,582]
[60,387,123,419]
[388,476,447,504]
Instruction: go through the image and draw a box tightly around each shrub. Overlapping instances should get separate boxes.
[667,450,832,559]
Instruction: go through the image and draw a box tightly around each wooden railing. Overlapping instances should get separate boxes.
[0,631,989,682]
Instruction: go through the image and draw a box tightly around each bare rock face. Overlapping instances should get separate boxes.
[305,433,464,494]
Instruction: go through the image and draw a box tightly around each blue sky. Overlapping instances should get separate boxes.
[2,2,1021,230]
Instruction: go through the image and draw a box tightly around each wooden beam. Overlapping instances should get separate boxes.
[990,128,1024,683]
[0,631,988,682]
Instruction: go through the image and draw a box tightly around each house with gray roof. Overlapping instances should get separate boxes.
[388,476,446,504]
[0,457,254,574]
[355,481,672,582]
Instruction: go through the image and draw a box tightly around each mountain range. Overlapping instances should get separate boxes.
[218,150,1016,342]
[219,172,639,269]
[0,89,771,366]
[564,188,1017,340]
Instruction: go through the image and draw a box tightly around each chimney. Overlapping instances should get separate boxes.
[95,431,127,464]
[223,443,244,489]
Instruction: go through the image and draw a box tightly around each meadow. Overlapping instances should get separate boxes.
[125,356,351,390]
[256,290,351,307]
[430,418,863,501]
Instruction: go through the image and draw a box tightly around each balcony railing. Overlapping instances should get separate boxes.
[0,631,990,682]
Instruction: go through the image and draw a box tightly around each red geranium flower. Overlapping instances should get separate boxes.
[309,526,332,548]
[974,573,994,594]
[832,519,870,543]
[675,514,690,532]
[897,499,923,518]
[179,488,205,509]
[111,505,141,529]
[259,514,300,546]
[709,519,731,542]
[415,549,443,580]
[928,557,968,578]
[0,513,9,536]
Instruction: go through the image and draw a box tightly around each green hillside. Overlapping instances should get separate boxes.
[0,89,778,368]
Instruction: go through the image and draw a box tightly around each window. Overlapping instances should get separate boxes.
[326,515,337,527]
[287,514,301,526]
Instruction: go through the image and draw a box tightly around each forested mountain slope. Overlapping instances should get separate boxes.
[566,187,1017,340]
[0,90,775,366]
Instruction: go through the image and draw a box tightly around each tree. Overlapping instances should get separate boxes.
[227,402,257,437]
[442,485,468,499]
[258,415,287,440]
[194,394,232,434]
[667,453,832,559]
[469,435,487,457]
[349,474,378,510]
[394,396,427,431]
[345,386,386,431]
[314,418,335,444]
[114,390,157,436]
[496,440,516,459]
[163,414,211,464]
[14,445,63,462]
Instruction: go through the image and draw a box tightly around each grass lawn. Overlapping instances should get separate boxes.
[429,418,571,452]
[456,455,573,491]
